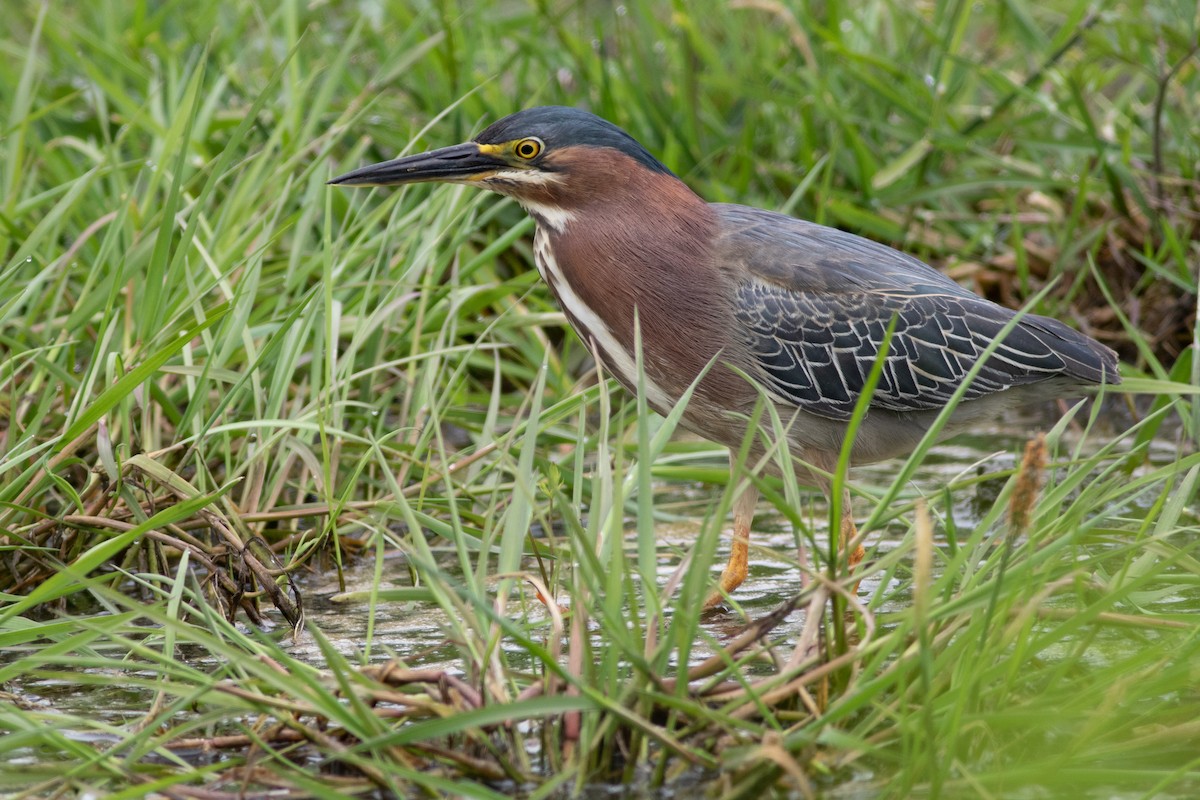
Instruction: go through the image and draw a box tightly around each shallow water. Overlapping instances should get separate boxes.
[2,412,1192,797]
[5,413,1177,691]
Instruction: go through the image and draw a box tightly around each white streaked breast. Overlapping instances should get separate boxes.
[532,226,675,411]
[519,199,574,234]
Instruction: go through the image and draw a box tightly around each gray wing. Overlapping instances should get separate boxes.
[714,204,1119,421]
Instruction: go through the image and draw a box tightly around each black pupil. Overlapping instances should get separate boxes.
[520,142,536,157]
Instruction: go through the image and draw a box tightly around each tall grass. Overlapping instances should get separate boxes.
[2,0,1198,797]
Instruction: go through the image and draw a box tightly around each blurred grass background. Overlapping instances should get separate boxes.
[1,0,1198,797]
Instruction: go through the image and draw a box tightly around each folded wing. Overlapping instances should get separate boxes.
[715,204,1118,422]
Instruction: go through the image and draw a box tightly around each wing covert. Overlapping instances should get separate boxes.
[714,204,1117,421]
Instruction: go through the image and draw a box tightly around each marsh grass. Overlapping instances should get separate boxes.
[2,0,1199,797]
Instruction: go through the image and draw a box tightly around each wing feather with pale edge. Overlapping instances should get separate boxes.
[714,204,1118,422]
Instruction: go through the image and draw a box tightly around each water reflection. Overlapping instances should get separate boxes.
[4,410,1163,728]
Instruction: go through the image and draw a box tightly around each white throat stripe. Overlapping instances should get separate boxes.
[520,199,574,233]
[532,228,674,410]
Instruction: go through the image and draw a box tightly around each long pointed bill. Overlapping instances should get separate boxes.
[328,142,503,186]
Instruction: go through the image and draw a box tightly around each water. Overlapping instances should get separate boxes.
[4,415,1166,696]
[2,412,1192,798]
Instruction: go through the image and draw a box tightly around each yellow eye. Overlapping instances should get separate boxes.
[513,137,543,160]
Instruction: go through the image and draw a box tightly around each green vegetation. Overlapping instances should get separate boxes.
[2,0,1197,797]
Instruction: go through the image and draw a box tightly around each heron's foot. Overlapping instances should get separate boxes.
[703,533,749,609]
[704,479,759,609]
[841,511,866,592]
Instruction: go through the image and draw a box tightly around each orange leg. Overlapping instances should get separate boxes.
[838,490,865,599]
[704,479,759,609]
[840,490,865,568]
[811,462,864,573]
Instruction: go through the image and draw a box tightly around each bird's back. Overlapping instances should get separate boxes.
[710,203,1120,424]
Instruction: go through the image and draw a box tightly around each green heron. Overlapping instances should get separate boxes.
[331,106,1120,607]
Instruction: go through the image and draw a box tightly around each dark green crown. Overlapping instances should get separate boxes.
[475,106,675,176]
